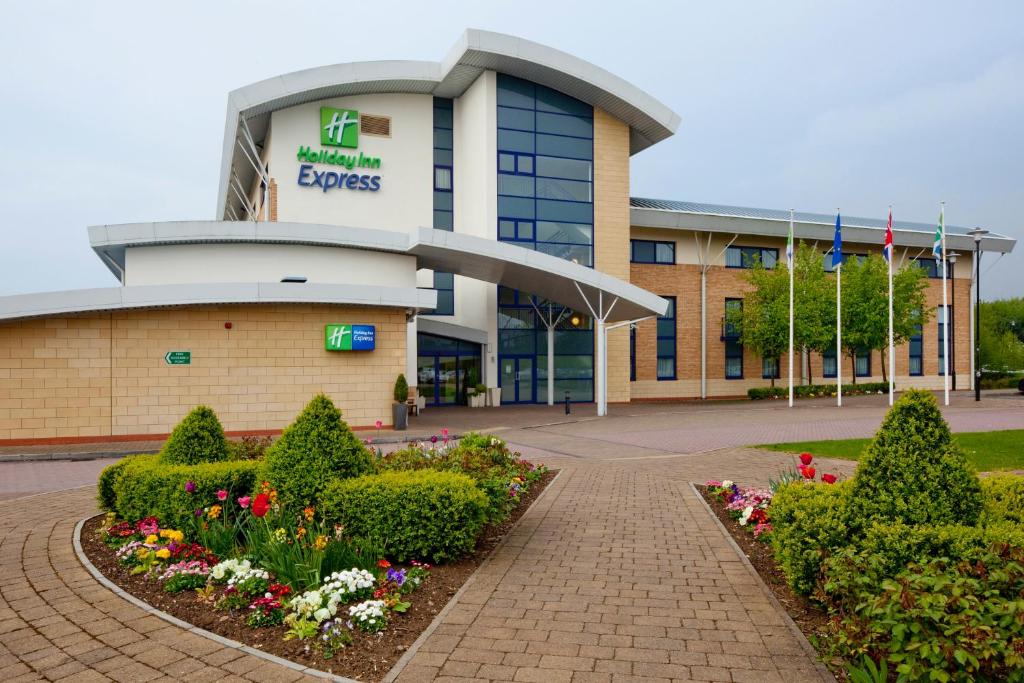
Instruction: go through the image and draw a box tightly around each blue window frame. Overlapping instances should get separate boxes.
[855,349,871,377]
[822,348,837,378]
[724,298,743,379]
[631,239,675,265]
[432,271,454,316]
[657,297,676,380]
[762,357,780,380]
[909,320,923,376]
[433,97,454,232]
[726,246,778,269]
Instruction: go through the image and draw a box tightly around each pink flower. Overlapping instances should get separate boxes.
[216,490,228,501]
[184,480,196,494]
[237,495,251,509]
[799,453,813,466]
[441,428,449,438]
[375,420,383,429]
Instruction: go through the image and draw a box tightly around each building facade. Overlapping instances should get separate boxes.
[0,30,1014,444]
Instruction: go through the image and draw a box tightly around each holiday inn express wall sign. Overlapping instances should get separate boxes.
[324,324,376,351]
[297,107,383,194]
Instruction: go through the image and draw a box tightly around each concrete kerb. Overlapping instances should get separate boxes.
[72,516,360,683]
[382,467,565,683]
[688,481,836,682]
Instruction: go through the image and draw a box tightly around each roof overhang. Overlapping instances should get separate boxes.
[217,29,680,220]
[86,220,669,324]
[0,282,436,324]
[630,203,1016,255]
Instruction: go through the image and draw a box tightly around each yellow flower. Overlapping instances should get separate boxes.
[208,505,222,520]
[145,534,158,545]
[313,535,328,551]
[171,531,184,543]
[155,548,170,559]
[136,547,149,558]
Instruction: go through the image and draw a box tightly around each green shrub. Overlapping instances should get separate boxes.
[769,480,852,595]
[825,544,1024,681]
[979,474,1024,525]
[227,435,272,461]
[847,389,982,529]
[321,470,488,563]
[159,405,230,465]
[97,454,152,510]
[111,457,261,529]
[749,382,891,400]
[262,394,374,508]
[393,374,409,403]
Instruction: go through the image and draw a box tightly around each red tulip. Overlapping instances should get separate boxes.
[821,473,837,485]
[800,466,816,480]
[251,492,271,518]
[799,453,813,466]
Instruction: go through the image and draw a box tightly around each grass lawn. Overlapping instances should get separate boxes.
[759,430,1024,472]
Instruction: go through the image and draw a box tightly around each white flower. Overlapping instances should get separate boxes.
[739,505,754,526]
[210,558,252,582]
[314,607,330,622]
[722,480,734,489]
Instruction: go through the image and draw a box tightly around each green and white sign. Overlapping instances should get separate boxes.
[321,107,359,148]
[325,324,376,351]
[164,351,191,365]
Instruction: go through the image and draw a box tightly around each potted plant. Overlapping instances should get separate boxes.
[468,383,487,408]
[392,374,409,431]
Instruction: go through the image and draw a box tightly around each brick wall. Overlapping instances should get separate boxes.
[0,304,406,443]
[592,108,631,402]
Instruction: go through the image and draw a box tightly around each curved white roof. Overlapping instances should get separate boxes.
[217,29,681,219]
[87,221,669,323]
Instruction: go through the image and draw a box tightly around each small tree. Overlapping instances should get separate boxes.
[393,374,409,403]
[159,405,230,465]
[739,258,789,387]
[792,242,835,384]
[263,394,374,508]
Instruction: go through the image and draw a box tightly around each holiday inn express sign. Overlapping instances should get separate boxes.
[297,107,383,194]
[324,324,376,351]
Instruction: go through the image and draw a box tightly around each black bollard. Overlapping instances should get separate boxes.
[564,390,571,415]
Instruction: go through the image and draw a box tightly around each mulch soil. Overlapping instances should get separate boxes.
[697,486,844,675]
[81,469,556,682]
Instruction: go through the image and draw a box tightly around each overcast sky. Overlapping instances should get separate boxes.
[1,1,1021,298]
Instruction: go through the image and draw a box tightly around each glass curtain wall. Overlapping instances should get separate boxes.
[496,74,594,402]
[416,333,481,406]
[431,98,455,315]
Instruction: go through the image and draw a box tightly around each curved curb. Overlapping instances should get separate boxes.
[73,516,359,683]
[382,468,565,683]
[688,482,837,682]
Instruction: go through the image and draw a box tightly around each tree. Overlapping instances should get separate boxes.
[792,242,835,384]
[738,257,788,386]
[979,297,1024,371]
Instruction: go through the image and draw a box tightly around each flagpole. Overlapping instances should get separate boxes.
[942,202,949,406]
[888,205,894,406]
[788,209,795,408]
[836,209,842,408]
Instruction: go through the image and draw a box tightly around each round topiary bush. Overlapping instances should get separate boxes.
[262,393,374,508]
[847,389,982,529]
[159,405,230,465]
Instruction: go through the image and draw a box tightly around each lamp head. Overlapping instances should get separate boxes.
[967,227,989,244]
[947,252,959,264]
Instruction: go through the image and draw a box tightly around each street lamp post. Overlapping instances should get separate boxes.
[968,228,989,402]
[947,252,958,391]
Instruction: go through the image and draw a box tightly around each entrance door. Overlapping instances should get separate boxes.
[500,357,534,404]
[437,355,459,405]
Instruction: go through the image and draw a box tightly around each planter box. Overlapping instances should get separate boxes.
[392,402,408,430]
[468,393,486,408]
[487,387,501,408]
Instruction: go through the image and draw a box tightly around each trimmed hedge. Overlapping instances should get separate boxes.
[748,382,890,400]
[979,474,1024,525]
[769,480,852,595]
[111,457,261,529]
[847,389,982,529]
[262,394,374,508]
[159,405,230,465]
[321,470,488,563]
[97,454,152,511]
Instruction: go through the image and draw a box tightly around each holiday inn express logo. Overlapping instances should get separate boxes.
[324,324,376,351]
[321,107,359,148]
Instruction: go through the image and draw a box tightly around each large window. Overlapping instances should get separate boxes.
[914,258,953,279]
[909,321,923,376]
[497,74,594,267]
[432,271,454,316]
[855,349,871,377]
[432,98,455,316]
[631,239,675,265]
[762,357,780,380]
[822,348,837,378]
[657,297,677,380]
[938,305,951,375]
[724,298,743,379]
[726,246,777,269]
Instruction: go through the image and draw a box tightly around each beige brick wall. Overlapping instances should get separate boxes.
[592,108,631,403]
[0,304,406,443]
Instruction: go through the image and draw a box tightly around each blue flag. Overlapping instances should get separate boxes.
[831,212,843,269]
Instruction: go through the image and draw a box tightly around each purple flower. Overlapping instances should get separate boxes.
[184,480,196,494]
[386,567,407,586]
[431,435,438,443]
[194,508,203,517]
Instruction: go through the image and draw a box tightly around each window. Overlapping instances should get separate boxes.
[631,239,675,264]
[762,357,780,379]
[432,271,454,316]
[909,320,923,376]
[914,258,953,279]
[822,348,837,378]
[433,98,454,232]
[938,305,952,375]
[724,299,743,379]
[823,252,867,272]
[855,349,871,377]
[726,246,778,269]
[657,297,676,380]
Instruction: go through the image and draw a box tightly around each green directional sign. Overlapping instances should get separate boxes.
[164,351,191,365]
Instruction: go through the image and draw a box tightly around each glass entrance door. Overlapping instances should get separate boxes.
[500,357,534,404]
